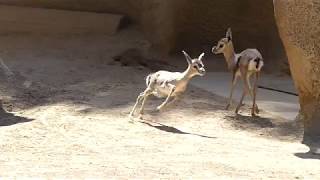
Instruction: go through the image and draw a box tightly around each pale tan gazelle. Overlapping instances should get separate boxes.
[129,51,206,119]
[212,28,264,116]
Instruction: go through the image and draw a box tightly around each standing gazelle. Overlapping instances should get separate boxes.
[212,28,264,116]
[129,51,205,119]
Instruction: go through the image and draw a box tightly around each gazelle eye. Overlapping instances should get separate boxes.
[193,65,197,69]
[219,44,224,48]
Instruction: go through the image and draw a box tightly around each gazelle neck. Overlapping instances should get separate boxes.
[223,42,236,71]
[182,65,195,81]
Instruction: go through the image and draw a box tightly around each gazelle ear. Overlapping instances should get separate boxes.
[198,52,205,61]
[226,27,232,41]
[182,50,192,64]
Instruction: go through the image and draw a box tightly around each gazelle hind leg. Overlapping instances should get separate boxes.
[135,76,156,119]
[129,92,145,117]
[246,73,259,114]
[138,88,153,116]
[252,72,260,115]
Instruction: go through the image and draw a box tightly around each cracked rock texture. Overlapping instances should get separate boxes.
[274,0,320,147]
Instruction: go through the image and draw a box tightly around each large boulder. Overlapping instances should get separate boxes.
[274,0,320,153]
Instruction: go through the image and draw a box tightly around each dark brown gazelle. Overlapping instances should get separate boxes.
[212,28,264,116]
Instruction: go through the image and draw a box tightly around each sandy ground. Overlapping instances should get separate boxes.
[0,28,319,179]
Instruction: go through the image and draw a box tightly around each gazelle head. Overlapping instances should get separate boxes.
[212,28,233,54]
[182,50,206,76]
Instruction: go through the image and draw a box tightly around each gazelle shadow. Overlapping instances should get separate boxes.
[0,105,33,126]
[226,113,275,129]
[140,121,216,139]
[225,112,302,141]
[295,152,320,160]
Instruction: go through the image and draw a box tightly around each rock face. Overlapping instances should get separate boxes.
[274,0,320,152]
[0,0,286,72]
[0,0,177,54]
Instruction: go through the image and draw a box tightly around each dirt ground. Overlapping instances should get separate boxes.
[0,27,319,179]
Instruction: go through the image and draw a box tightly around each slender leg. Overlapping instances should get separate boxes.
[129,92,144,117]
[252,72,260,116]
[133,76,156,119]
[226,72,238,110]
[242,73,251,100]
[236,90,247,114]
[157,85,176,111]
[160,94,181,110]
[138,88,153,115]
[247,73,259,115]
[235,66,250,114]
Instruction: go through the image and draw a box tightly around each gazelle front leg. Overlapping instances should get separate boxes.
[235,90,247,114]
[160,93,182,111]
[236,67,250,114]
[157,85,176,111]
[226,71,239,110]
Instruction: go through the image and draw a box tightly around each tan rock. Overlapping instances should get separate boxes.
[274,0,320,153]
